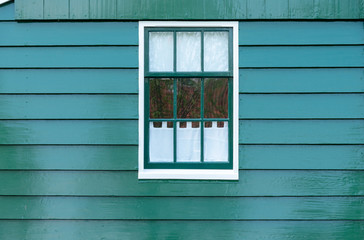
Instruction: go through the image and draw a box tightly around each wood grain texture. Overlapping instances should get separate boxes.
[0,47,138,68]
[14,0,364,20]
[0,120,138,144]
[239,68,364,93]
[240,120,364,144]
[0,170,363,196]
[239,22,364,45]
[69,0,89,19]
[0,220,363,240]
[239,46,364,68]
[0,196,363,219]
[0,95,138,119]
[0,22,138,46]
[239,94,364,119]
[43,0,69,19]
[15,0,43,20]
[0,145,364,170]
[0,69,138,94]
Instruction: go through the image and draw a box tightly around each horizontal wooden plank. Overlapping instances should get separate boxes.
[239,94,364,119]
[0,196,363,219]
[0,46,138,68]
[240,145,364,170]
[0,220,363,240]
[0,22,138,46]
[0,69,138,94]
[0,145,138,170]
[1,120,364,145]
[0,170,363,196]
[1,145,364,170]
[0,120,138,144]
[239,68,364,93]
[0,95,138,119]
[239,46,364,68]
[0,2,14,20]
[239,22,364,45]
[14,0,364,20]
[240,120,364,144]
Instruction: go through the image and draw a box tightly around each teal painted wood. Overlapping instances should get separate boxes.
[1,145,364,170]
[240,68,364,93]
[0,22,138,46]
[240,145,364,170]
[239,94,364,119]
[0,120,137,144]
[15,0,43,20]
[0,69,138,93]
[0,2,14,20]
[0,146,138,170]
[240,120,364,144]
[0,47,138,68]
[239,22,364,45]
[0,170,363,196]
[3,94,364,119]
[14,0,364,20]
[0,196,363,219]
[69,0,89,19]
[43,0,69,19]
[0,95,138,119]
[2,120,364,145]
[0,220,363,240]
[239,46,364,68]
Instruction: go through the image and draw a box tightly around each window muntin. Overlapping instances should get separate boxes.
[145,27,233,170]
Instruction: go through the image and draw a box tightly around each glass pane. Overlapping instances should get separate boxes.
[204,78,228,118]
[149,32,174,72]
[204,31,229,72]
[150,121,174,162]
[177,78,201,118]
[204,121,228,162]
[177,121,201,162]
[177,32,201,72]
[149,78,174,119]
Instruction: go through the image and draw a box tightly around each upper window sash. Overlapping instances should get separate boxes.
[144,27,233,77]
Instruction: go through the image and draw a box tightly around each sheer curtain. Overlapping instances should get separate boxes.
[149,122,173,162]
[204,121,228,162]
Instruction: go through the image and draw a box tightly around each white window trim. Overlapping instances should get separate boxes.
[138,21,239,180]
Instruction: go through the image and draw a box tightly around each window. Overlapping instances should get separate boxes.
[139,22,239,180]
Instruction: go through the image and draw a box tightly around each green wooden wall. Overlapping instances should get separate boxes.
[1,1,364,239]
[14,0,364,20]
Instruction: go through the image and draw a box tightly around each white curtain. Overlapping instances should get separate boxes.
[204,121,229,162]
[149,121,228,162]
[177,122,201,162]
[149,122,173,162]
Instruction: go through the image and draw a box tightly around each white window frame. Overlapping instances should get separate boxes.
[138,21,239,180]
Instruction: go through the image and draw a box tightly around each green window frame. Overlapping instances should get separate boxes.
[144,27,234,170]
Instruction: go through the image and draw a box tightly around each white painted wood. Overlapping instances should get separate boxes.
[138,21,239,180]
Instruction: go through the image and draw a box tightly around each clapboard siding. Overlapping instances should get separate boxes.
[14,0,364,20]
[0,2,14,21]
[1,145,364,170]
[0,170,363,196]
[1,220,363,240]
[3,94,364,119]
[0,95,138,119]
[239,46,364,68]
[0,22,138,46]
[0,69,138,94]
[1,196,363,219]
[240,68,364,93]
[0,46,138,68]
[239,22,364,45]
[1,120,364,145]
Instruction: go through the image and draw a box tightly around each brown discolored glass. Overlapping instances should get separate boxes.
[149,78,174,119]
[204,78,228,118]
[177,78,201,118]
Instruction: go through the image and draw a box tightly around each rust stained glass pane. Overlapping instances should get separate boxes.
[204,78,228,118]
[177,78,201,118]
[149,78,174,119]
